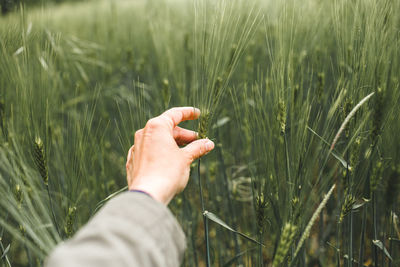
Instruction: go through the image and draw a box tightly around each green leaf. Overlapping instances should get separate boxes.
[203,211,234,231]
[352,199,369,210]
[373,240,393,261]
[203,211,264,246]
[1,244,10,259]
[93,186,128,215]
[307,126,351,170]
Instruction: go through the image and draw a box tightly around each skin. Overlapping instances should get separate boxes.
[125,107,215,204]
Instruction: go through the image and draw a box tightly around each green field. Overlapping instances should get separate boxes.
[0,0,399,266]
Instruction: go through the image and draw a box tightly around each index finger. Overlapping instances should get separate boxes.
[161,107,201,129]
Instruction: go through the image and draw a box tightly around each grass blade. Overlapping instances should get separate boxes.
[307,126,351,170]
[372,239,393,261]
[203,211,265,246]
[93,186,128,215]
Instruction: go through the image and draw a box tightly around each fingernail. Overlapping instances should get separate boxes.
[205,140,214,151]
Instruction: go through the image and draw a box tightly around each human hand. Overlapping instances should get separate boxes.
[126,107,215,204]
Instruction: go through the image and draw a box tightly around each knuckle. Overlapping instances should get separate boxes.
[134,129,143,140]
[146,118,163,129]
[167,107,177,113]
[161,114,175,128]
[167,107,180,115]
[183,150,194,163]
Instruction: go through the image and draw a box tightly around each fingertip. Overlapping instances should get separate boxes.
[194,107,201,118]
[182,138,214,161]
[205,139,214,152]
[162,107,201,128]
[126,145,135,168]
[127,145,133,161]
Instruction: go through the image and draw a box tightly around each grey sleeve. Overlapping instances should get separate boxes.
[45,192,186,267]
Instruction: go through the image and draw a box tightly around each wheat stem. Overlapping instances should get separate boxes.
[46,185,60,236]
[197,158,210,266]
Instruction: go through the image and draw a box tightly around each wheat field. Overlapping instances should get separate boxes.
[0,0,399,266]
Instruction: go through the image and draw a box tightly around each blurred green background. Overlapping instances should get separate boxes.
[0,0,399,266]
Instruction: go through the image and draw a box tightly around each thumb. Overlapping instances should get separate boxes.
[182,139,215,161]
[126,145,134,171]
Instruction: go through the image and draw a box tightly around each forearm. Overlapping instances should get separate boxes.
[45,192,186,267]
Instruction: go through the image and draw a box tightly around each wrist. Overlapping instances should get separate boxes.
[129,181,174,205]
[129,189,152,197]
